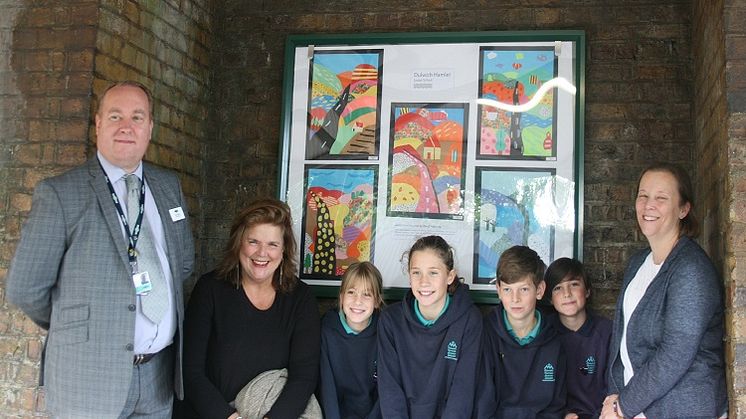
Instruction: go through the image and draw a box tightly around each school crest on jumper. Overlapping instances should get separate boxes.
[542,363,555,382]
[585,356,596,375]
[444,340,458,361]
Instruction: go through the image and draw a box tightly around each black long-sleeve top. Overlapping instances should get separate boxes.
[181,271,321,419]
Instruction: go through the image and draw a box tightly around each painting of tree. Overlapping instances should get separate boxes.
[301,165,378,280]
[473,168,556,284]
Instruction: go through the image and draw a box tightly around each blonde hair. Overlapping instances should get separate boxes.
[338,261,385,309]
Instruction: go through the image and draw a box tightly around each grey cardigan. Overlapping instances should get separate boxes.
[607,236,727,418]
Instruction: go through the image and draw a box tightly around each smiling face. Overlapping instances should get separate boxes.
[239,223,284,286]
[498,276,545,324]
[340,278,377,333]
[95,85,153,173]
[550,277,589,319]
[409,248,456,320]
[635,170,690,245]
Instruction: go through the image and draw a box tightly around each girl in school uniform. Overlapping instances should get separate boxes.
[319,261,384,419]
[377,235,482,419]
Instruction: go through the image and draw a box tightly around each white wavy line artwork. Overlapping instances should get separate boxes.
[475,77,577,113]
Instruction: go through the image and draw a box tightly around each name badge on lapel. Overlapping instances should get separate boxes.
[169,207,185,222]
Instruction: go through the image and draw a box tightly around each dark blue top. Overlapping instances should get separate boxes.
[554,311,612,419]
[377,284,482,419]
[475,305,566,419]
[319,308,382,419]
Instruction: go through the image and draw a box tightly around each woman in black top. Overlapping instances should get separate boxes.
[179,199,320,419]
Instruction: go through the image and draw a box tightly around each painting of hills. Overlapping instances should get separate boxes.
[478,47,557,159]
[306,50,383,160]
[387,103,467,219]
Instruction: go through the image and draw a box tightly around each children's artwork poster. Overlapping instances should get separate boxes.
[300,165,378,280]
[386,103,468,220]
[305,50,383,160]
[282,34,583,296]
[478,47,558,159]
[473,168,556,284]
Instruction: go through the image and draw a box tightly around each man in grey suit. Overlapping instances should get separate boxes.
[6,81,195,418]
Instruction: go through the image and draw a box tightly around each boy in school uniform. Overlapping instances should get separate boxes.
[546,257,612,419]
[476,245,566,419]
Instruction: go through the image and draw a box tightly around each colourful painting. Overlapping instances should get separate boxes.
[387,103,468,219]
[306,50,383,160]
[478,47,557,159]
[301,165,378,280]
[473,168,555,284]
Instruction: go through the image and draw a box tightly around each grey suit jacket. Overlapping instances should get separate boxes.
[6,157,195,417]
[606,236,727,418]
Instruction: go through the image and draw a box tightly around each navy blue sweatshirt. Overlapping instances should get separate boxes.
[554,312,612,419]
[319,308,382,419]
[476,305,566,419]
[377,284,482,419]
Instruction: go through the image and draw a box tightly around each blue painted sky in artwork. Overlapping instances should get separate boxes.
[307,168,375,193]
[482,48,554,78]
[314,52,380,74]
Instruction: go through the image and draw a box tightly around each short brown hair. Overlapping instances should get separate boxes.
[496,245,546,286]
[98,80,154,118]
[217,198,298,293]
[638,163,699,238]
[339,261,385,310]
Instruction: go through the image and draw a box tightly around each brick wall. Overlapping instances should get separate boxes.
[724,0,746,414]
[0,1,98,413]
[693,0,746,414]
[207,0,694,311]
[0,1,212,416]
[1,0,743,417]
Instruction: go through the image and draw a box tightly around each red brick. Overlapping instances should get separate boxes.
[27,339,42,362]
[21,51,51,71]
[9,194,31,212]
[21,8,56,28]
[60,97,88,118]
[68,49,95,71]
[55,120,88,140]
[4,216,21,240]
[35,388,46,412]
[70,4,100,26]
[0,310,10,334]
[0,337,22,360]
[56,143,88,166]
[14,144,42,165]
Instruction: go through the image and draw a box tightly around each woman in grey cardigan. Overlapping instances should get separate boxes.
[600,163,727,419]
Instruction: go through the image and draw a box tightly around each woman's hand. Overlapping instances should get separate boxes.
[600,394,624,419]
[227,413,241,419]
[564,413,579,419]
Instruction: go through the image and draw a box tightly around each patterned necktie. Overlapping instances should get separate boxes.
[125,174,168,324]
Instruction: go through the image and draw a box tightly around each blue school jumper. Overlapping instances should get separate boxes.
[554,312,612,419]
[319,308,381,419]
[476,305,566,419]
[377,284,482,419]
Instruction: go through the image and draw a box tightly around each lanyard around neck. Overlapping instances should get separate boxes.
[98,161,146,268]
